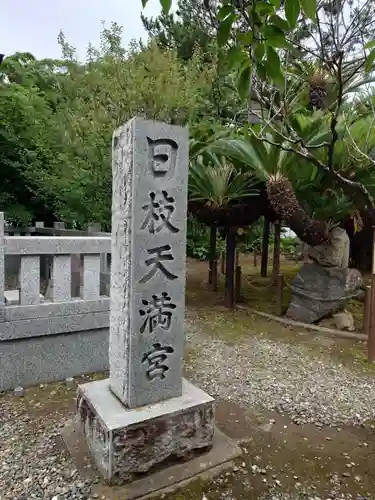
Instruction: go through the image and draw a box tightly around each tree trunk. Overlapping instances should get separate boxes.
[272,221,281,283]
[261,218,270,277]
[224,228,236,309]
[208,225,217,286]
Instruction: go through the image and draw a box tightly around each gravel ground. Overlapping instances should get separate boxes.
[1,320,375,499]
[186,324,375,428]
[0,396,102,500]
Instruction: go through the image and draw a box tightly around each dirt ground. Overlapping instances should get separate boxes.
[188,254,368,334]
[1,256,375,500]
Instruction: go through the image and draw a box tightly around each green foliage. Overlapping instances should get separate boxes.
[142,0,312,98]
[0,25,214,227]
[189,152,259,206]
[0,62,59,224]
[208,108,375,222]
[186,215,224,261]
[237,221,263,253]
[280,235,299,258]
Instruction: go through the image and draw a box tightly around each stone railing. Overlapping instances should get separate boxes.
[4,220,111,282]
[0,214,111,391]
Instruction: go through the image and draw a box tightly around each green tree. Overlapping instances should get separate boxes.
[0,23,215,227]
[142,0,215,61]
[0,54,64,225]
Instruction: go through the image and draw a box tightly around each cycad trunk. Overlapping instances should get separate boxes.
[266,176,328,246]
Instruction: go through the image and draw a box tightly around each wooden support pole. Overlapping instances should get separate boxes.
[208,225,217,285]
[261,218,270,277]
[208,267,213,286]
[272,220,281,284]
[212,260,218,291]
[275,273,284,316]
[235,265,242,304]
[368,227,375,362]
[363,285,371,336]
[221,251,226,275]
[224,229,236,309]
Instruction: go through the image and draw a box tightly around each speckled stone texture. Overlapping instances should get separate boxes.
[286,262,363,323]
[110,118,189,409]
[77,378,215,485]
[0,212,4,315]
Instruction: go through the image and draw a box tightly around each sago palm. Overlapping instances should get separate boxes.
[188,142,260,227]
[209,122,331,245]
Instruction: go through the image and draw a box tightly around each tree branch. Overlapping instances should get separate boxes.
[251,129,375,208]
[327,51,344,171]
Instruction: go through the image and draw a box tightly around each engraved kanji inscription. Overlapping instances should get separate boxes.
[141,191,179,234]
[147,137,178,178]
[140,244,178,284]
[142,342,174,380]
[139,292,176,334]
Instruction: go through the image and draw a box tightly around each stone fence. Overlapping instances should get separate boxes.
[0,215,111,391]
[4,220,111,282]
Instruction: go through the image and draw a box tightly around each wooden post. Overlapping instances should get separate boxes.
[208,225,217,285]
[253,251,257,267]
[212,260,218,291]
[368,228,375,362]
[221,251,226,275]
[235,265,242,303]
[261,218,270,277]
[275,273,284,316]
[272,220,281,283]
[224,229,236,309]
[364,285,371,335]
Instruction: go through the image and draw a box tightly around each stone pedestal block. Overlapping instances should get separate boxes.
[77,378,215,485]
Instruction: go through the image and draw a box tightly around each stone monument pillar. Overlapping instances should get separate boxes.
[76,118,215,485]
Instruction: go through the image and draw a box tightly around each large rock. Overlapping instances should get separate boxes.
[308,227,350,268]
[286,263,363,323]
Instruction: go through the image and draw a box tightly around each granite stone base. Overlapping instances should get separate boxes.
[0,328,109,391]
[77,378,215,485]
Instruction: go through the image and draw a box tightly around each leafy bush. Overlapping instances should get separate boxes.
[280,236,300,258]
[237,221,263,254]
[186,215,224,261]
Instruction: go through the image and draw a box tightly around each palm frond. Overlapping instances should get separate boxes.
[189,155,259,207]
[208,137,269,180]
